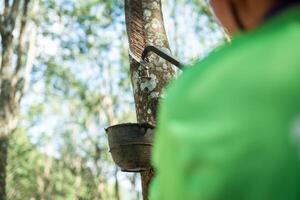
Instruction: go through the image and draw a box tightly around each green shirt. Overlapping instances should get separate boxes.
[150,7,300,200]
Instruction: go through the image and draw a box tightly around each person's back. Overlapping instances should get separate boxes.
[150,1,300,199]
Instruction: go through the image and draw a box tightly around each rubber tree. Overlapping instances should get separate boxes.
[124,0,176,199]
[0,0,38,199]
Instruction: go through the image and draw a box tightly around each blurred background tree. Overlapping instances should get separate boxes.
[0,0,39,198]
[0,0,224,199]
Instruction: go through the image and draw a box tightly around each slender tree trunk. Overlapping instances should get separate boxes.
[114,167,120,200]
[0,1,36,199]
[74,157,82,200]
[0,27,16,200]
[0,137,8,200]
[124,0,176,199]
[96,179,104,200]
[128,174,140,200]
[37,157,51,200]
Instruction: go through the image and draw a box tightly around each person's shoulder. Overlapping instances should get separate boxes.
[162,17,300,113]
[224,8,300,65]
[186,12,300,80]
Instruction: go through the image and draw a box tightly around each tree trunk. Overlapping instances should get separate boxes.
[37,157,51,200]
[128,173,139,200]
[0,1,36,199]
[124,0,176,199]
[0,137,8,200]
[114,167,120,200]
[0,29,16,200]
[74,157,82,200]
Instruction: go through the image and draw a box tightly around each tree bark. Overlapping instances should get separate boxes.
[124,0,176,199]
[0,137,8,200]
[0,1,35,199]
[114,167,120,200]
[0,29,16,200]
[37,157,51,200]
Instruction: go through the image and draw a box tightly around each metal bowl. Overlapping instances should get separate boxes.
[106,123,155,172]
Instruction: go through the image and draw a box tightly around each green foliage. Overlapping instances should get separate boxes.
[7,129,39,200]
[7,129,114,200]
